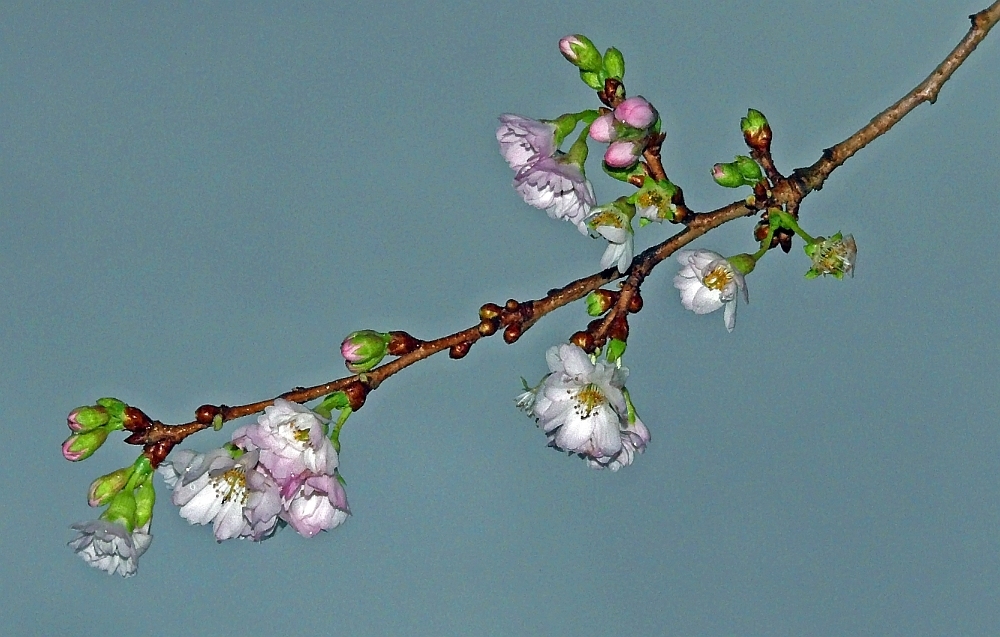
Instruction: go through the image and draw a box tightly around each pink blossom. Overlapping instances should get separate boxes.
[496,114,558,172]
[281,473,350,538]
[514,156,596,233]
[231,399,337,482]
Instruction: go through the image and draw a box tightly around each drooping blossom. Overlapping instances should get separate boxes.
[281,473,350,538]
[496,114,558,172]
[528,343,648,468]
[514,156,596,233]
[587,413,650,472]
[673,249,748,332]
[68,520,152,578]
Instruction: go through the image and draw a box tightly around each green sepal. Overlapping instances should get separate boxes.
[605,338,627,364]
[133,476,155,528]
[727,253,757,275]
[580,70,603,89]
[602,47,625,79]
[314,391,351,420]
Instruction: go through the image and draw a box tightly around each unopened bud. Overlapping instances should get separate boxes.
[614,96,656,130]
[88,466,133,507]
[341,330,391,372]
[734,155,763,184]
[62,427,110,462]
[67,405,109,432]
[559,35,602,72]
[712,162,744,188]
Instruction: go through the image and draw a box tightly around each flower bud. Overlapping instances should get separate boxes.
[588,112,617,143]
[586,289,617,316]
[711,162,744,188]
[602,47,625,80]
[341,330,390,373]
[559,35,602,73]
[741,108,771,147]
[88,466,133,507]
[62,427,110,462]
[734,155,763,184]
[604,140,644,169]
[95,397,127,421]
[614,96,657,130]
[67,405,110,432]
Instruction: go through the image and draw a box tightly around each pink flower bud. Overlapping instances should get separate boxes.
[614,96,657,130]
[603,140,643,169]
[588,112,617,143]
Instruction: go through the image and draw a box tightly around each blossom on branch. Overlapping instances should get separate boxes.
[69,520,151,578]
[163,448,263,541]
[514,155,596,233]
[673,249,749,332]
[804,233,857,279]
[524,344,650,469]
[496,114,558,172]
[586,204,635,274]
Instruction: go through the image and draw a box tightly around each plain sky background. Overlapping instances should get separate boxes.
[2,2,999,635]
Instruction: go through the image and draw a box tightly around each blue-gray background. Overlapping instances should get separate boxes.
[2,2,998,635]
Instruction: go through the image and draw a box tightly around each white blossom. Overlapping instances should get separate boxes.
[496,114,558,172]
[68,520,152,578]
[673,249,748,332]
[514,156,596,233]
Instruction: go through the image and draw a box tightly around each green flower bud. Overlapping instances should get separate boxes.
[88,466,133,507]
[734,155,763,184]
[62,427,110,462]
[711,162,744,188]
[586,290,616,317]
[741,109,768,137]
[559,35,603,73]
[602,47,625,80]
[341,329,390,373]
[67,405,110,432]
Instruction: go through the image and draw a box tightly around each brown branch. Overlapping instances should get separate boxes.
[133,3,999,456]
[791,2,1000,196]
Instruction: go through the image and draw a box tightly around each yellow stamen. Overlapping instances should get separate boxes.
[702,265,733,291]
[573,383,606,419]
[211,467,249,505]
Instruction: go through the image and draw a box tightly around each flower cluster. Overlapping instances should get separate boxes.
[159,399,349,542]
[589,96,659,170]
[518,343,650,470]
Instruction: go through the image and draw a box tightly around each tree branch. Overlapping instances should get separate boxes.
[133,3,1000,459]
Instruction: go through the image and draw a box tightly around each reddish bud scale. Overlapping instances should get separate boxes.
[195,404,221,424]
[608,315,630,342]
[504,299,519,312]
[449,342,471,359]
[479,303,502,320]
[124,431,146,445]
[144,441,173,468]
[344,381,369,411]
[387,331,421,356]
[503,324,522,344]
[627,292,643,313]
[122,406,152,432]
[570,331,596,353]
[754,220,770,243]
